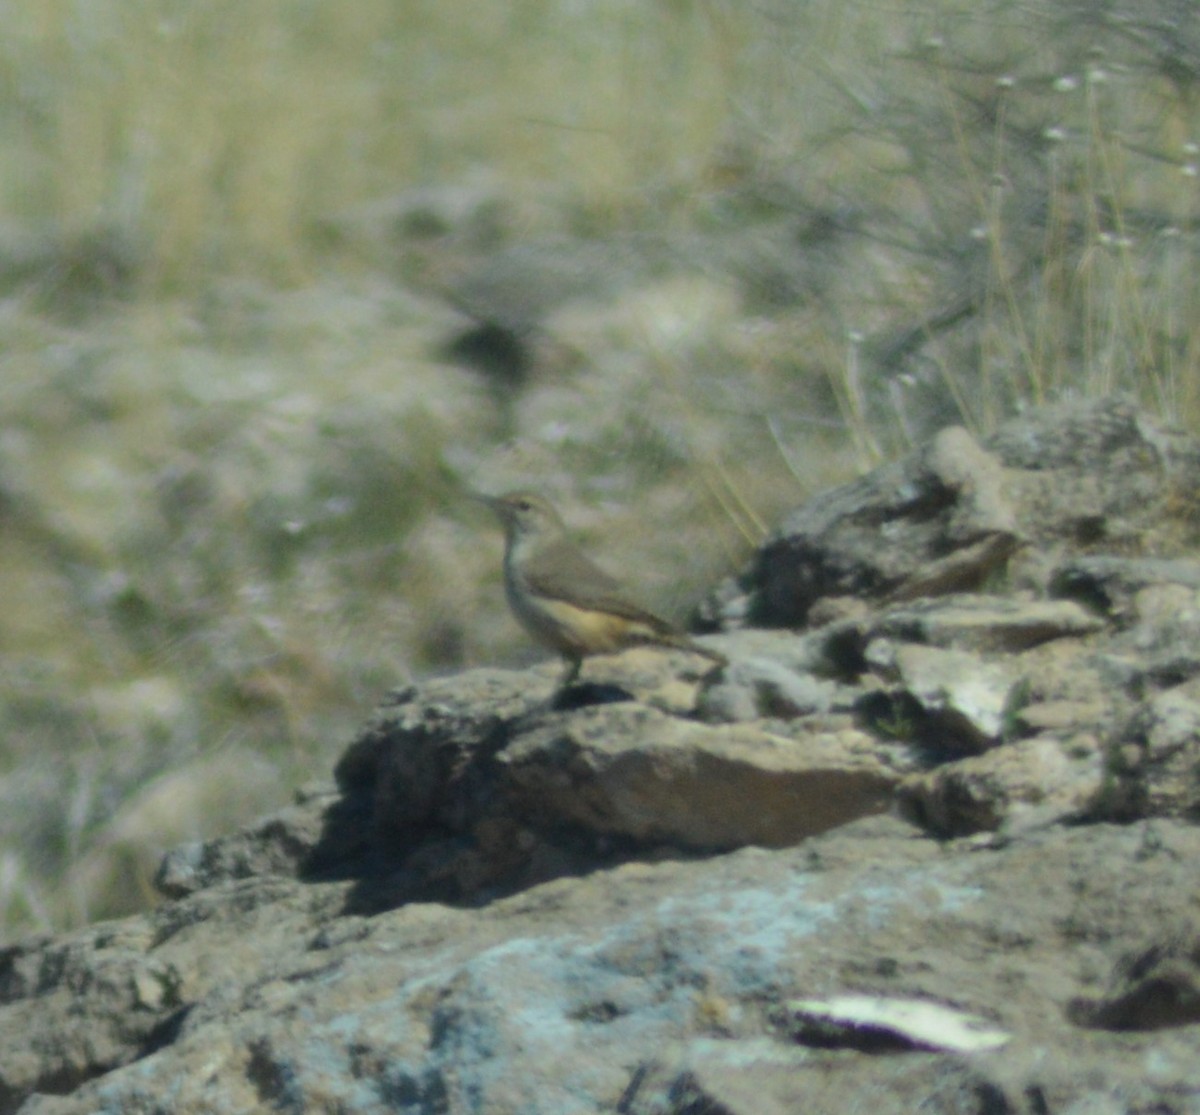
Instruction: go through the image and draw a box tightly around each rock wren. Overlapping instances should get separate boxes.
[478,491,727,688]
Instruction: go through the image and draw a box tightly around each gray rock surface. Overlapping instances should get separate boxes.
[6,396,1200,1114]
[10,820,1200,1115]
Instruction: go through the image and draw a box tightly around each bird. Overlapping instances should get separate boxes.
[477,490,727,689]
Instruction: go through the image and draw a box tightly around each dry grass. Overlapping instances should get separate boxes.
[0,0,839,284]
[805,1,1200,445]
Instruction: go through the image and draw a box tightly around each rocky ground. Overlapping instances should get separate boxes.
[4,395,1200,1114]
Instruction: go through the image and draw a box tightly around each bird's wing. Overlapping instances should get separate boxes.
[521,540,677,633]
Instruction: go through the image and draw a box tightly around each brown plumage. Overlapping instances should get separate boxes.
[478,491,727,687]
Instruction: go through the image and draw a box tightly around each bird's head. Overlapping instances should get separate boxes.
[475,490,566,544]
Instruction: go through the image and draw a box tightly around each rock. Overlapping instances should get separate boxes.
[863,595,1106,654]
[1069,934,1200,1031]
[333,669,547,841]
[699,657,848,722]
[865,641,1021,751]
[0,877,332,1113]
[1101,679,1200,820]
[697,628,857,723]
[1051,556,1200,623]
[708,424,1019,628]
[498,705,906,848]
[622,1041,1024,1115]
[12,821,1200,1114]
[1013,699,1109,735]
[155,784,342,897]
[11,397,1200,1113]
[707,396,1200,629]
[897,733,1105,836]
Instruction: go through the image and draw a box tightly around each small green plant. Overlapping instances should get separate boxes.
[865,695,922,743]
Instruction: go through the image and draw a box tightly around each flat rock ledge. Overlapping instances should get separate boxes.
[6,396,1200,1114]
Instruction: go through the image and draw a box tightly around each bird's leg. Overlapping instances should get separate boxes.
[546,654,584,710]
[558,654,583,689]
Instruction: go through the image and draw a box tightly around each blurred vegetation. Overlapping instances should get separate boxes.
[2,0,1200,938]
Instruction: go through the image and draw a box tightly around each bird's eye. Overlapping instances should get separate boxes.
[516,499,531,511]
